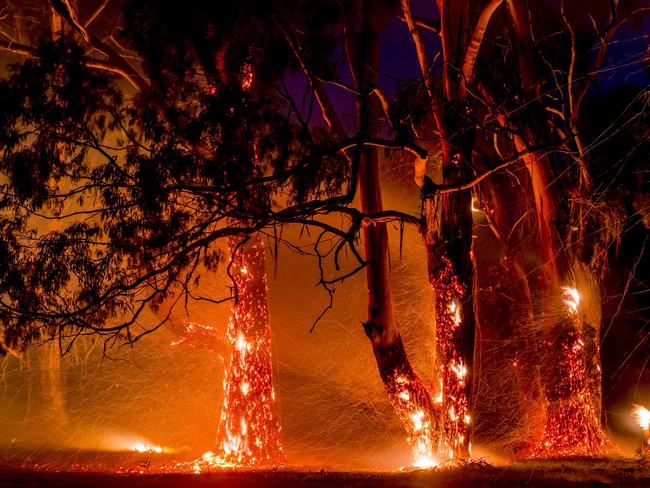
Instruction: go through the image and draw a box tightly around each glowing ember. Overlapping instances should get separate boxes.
[532,285,608,457]
[633,405,650,431]
[385,373,438,468]
[211,235,284,467]
[431,256,471,460]
[241,63,254,91]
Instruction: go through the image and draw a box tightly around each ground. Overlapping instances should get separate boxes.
[1,457,650,487]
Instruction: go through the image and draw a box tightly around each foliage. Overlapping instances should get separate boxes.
[0,37,347,353]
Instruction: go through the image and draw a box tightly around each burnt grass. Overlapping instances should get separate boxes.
[1,457,649,488]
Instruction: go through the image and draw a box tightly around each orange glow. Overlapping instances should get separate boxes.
[130,442,164,454]
[561,286,580,315]
[533,286,608,457]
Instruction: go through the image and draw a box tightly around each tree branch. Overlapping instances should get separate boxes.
[336,137,428,160]
[459,0,504,98]
[0,39,145,91]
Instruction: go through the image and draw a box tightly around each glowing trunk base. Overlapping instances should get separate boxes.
[531,287,609,458]
[384,372,440,468]
[213,235,284,467]
[532,328,609,457]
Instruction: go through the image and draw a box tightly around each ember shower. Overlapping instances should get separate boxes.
[0,0,649,475]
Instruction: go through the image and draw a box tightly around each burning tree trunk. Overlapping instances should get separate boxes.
[422,154,475,461]
[345,1,440,467]
[401,0,509,460]
[213,59,284,466]
[214,234,284,466]
[359,145,439,467]
[489,0,614,455]
[522,150,608,456]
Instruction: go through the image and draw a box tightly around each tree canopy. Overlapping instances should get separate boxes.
[0,0,647,365]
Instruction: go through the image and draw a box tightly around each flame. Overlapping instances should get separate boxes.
[387,374,437,468]
[409,407,438,469]
[412,453,438,469]
[450,360,467,385]
[633,405,650,431]
[130,442,164,454]
[561,286,580,315]
[447,300,462,328]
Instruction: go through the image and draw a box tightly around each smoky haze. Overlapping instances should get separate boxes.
[0,166,438,470]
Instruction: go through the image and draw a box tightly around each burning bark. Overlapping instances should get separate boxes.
[494,0,615,452]
[520,148,609,456]
[213,234,284,466]
[346,1,440,467]
[422,172,474,461]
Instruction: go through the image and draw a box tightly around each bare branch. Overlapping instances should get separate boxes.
[48,0,90,42]
[336,137,428,160]
[458,0,504,98]
[85,0,110,27]
[398,14,440,35]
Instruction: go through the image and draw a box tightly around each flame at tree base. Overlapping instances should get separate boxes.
[530,401,610,458]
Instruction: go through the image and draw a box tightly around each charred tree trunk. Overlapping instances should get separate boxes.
[408,0,508,459]
[502,0,608,455]
[215,234,284,466]
[215,63,284,466]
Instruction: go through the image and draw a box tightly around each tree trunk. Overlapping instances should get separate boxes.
[41,341,66,422]
[501,2,608,451]
[422,150,475,460]
[215,234,284,466]
[348,0,440,467]
[477,172,546,454]
[520,149,608,456]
